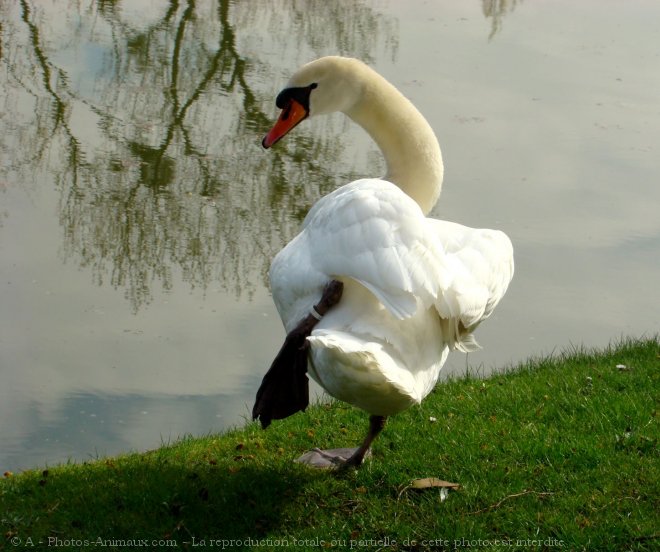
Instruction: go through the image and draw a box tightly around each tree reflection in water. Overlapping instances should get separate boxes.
[0,0,397,310]
[482,0,521,39]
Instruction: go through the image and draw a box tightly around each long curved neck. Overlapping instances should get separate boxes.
[345,68,443,215]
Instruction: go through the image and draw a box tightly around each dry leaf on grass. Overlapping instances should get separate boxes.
[398,477,461,501]
[410,477,460,490]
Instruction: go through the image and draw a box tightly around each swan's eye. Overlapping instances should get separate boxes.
[275,84,317,111]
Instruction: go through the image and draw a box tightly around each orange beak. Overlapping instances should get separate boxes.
[262,99,308,149]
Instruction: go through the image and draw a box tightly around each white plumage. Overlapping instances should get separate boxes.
[256,56,514,466]
[270,178,513,416]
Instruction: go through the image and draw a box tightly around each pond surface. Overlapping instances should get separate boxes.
[1,0,658,473]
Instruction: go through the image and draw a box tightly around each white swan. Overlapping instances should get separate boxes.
[253,56,514,468]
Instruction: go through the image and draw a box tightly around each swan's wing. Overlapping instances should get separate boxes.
[303,179,450,319]
[428,219,514,351]
[271,179,514,350]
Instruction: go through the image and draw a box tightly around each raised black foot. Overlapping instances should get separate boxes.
[252,280,344,428]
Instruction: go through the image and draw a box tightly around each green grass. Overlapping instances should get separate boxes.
[1,337,658,551]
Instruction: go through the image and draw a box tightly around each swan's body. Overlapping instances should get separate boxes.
[254,57,514,467]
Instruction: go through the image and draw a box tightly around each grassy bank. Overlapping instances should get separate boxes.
[1,337,658,551]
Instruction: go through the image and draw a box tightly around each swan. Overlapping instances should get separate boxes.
[253,56,514,468]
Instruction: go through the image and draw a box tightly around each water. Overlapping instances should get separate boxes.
[1,0,658,473]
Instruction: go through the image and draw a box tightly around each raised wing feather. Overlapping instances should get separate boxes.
[428,219,514,350]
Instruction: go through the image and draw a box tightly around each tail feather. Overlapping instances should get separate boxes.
[439,318,482,353]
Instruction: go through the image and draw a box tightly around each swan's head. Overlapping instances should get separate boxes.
[262,57,365,148]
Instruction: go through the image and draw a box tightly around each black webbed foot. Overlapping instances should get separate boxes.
[252,280,343,429]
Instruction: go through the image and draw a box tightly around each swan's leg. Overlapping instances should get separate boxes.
[296,415,387,469]
[252,280,343,429]
[341,415,387,468]
[286,279,344,340]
